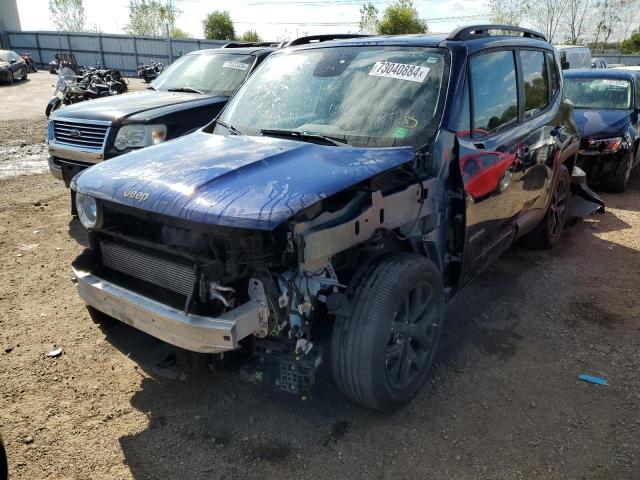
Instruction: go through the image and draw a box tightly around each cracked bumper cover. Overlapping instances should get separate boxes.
[73,266,263,353]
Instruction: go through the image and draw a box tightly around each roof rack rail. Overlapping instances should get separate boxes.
[221,42,280,48]
[447,24,547,42]
[284,34,371,47]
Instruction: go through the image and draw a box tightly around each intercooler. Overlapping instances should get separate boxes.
[100,241,196,296]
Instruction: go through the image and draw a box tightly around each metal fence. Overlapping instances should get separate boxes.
[6,31,228,75]
[598,54,640,66]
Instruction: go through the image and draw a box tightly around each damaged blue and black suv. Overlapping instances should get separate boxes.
[70,27,603,411]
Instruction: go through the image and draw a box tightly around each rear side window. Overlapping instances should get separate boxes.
[520,50,549,117]
[470,50,518,137]
[546,52,560,97]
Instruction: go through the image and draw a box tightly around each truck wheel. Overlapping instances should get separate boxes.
[609,150,634,193]
[521,163,570,250]
[331,253,445,411]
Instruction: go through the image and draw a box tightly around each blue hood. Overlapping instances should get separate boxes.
[573,109,631,138]
[72,131,414,231]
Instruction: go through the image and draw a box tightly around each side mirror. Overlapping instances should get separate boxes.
[9,59,16,64]
[561,61,570,70]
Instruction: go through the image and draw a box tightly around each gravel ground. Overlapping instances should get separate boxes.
[0,119,639,479]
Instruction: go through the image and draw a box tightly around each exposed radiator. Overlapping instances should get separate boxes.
[100,241,196,296]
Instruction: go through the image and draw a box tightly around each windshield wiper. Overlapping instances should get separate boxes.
[260,128,349,147]
[167,87,205,94]
[146,85,158,91]
[217,120,245,136]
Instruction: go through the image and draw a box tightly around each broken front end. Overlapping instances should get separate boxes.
[72,162,436,394]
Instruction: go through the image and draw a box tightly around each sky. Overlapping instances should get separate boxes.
[16,0,491,40]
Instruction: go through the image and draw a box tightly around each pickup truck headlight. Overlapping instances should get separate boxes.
[76,193,102,229]
[114,124,167,151]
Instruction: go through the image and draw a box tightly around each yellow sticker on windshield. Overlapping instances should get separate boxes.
[369,62,430,83]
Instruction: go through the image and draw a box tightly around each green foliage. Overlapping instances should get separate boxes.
[170,27,190,38]
[359,2,379,35]
[241,30,262,42]
[377,0,427,35]
[620,29,640,53]
[488,0,529,26]
[49,0,87,32]
[203,10,236,40]
[126,0,175,37]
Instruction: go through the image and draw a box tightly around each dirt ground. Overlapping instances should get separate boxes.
[1,116,639,480]
[0,72,146,180]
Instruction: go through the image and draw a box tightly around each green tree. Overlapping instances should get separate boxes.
[49,0,87,32]
[126,0,175,37]
[359,2,379,35]
[241,29,262,42]
[171,27,190,38]
[620,28,640,53]
[377,0,427,35]
[488,0,529,26]
[203,10,236,40]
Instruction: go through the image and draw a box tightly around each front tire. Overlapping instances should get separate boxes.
[332,253,445,411]
[521,163,570,250]
[609,150,634,193]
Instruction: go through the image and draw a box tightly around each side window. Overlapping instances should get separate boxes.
[470,50,518,138]
[520,50,549,117]
[636,75,640,107]
[546,52,559,97]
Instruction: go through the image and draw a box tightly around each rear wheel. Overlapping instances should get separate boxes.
[332,253,445,411]
[609,150,634,193]
[522,163,571,250]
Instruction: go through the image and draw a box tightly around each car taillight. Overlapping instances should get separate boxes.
[587,137,622,153]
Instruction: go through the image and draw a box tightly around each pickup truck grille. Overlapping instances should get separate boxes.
[53,120,109,149]
[100,241,196,297]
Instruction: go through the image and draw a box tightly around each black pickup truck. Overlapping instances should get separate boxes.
[47,44,277,190]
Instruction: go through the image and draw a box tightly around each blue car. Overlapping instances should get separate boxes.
[564,68,640,192]
[71,27,602,411]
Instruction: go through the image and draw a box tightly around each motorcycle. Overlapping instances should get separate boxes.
[45,67,128,117]
[20,52,37,72]
[137,60,163,83]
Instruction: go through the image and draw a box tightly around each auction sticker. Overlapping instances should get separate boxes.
[223,61,249,71]
[601,79,628,88]
[369,62,429,83]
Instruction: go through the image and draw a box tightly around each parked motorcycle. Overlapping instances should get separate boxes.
[45,67,128,117]
[20,52,38,72]
[137,60,163,83]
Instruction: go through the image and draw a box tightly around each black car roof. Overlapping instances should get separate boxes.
[563,69,638,80]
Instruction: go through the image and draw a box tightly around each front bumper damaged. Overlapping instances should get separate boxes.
[568,165,605,220]
[73,266,263,353]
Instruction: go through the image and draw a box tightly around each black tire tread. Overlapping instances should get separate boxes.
[332,253,443,411]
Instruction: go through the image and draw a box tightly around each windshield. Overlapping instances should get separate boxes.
[151,53,255,96]
[564,77,632,110]
[216,46,448,148]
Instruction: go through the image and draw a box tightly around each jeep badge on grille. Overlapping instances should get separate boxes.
[123,190,149,202]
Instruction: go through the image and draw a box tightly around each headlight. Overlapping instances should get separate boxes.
[114,124,167,151]
[587,137,623,153]
[76,193,102,229]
